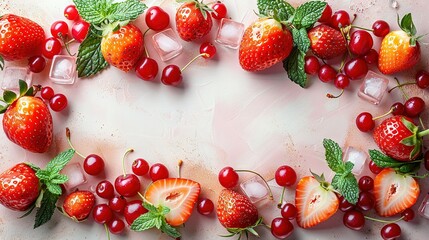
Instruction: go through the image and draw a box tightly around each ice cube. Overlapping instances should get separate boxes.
[1,67,32,92]
[215,18,245,49]
[61,163,87,192]
[49,55,77,84]
[418,193,429,219]
[240,176,269,204]
[357,71,389,105]
[152,28,183,62]
[343,146,367,176]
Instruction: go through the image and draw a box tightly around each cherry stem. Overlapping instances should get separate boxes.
[419,117,426,130]
[394,77,409,100]
[364,215,403,224]
[351,25,373,32]
[65,128,86,158]
[178,160,183,178]
[143,29,150,58]
[388,81,416,93]
[372,107,394,121]
[326,89,344,99]
[121,149,134,177]
[277,187,287,208]
[104,223,111,240]
[32,85,42,96]
[234,170,274,200]
[61,35,76,57]
[181,53,209,72]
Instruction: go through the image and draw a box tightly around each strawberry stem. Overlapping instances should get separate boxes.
[417,129,429,138]
[122,149,134,177]
[181,53,209,72]
[65,128,86,158]
[277,187,287,208]
[388,81,416,93]
[178,159,183,178]
[235,170,274,200]
[364,215,403,223]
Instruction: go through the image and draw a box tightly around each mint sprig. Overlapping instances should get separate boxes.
[292,1,327,29]
[257,0,295,21]
[283,48,306,87]
[323,139,359,204]
[369,149,421,174]
[76,27,108,78]
[131,201,181,238]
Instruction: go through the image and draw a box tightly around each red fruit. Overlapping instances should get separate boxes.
[28,55,46,73]
[71,20,90,43]
[211,2,227,19]
[176,1,212,41]
[416,70,429,89]
[318,64,337,83]
[42,37,62,59]
[373,116,420,161]
[369,160,383,174]
[145,178,200,226]
[135,57,159,81]
[295,176,339,228]
[330,10,350,30]
[50,21,69,39]
[281,203,297,220]
[318,4,332,23]
[92,204,113,224]
[3,96,53,153]
[0,14,45,61]
[108,217,125,234]
[149,163,169,181]
[239,18,293,71]
[308,25,347,60]
[115,174,141,197]
[132,158,150,176]
[304,56,320,75]
[349,30,373,56]
[145,6,170,31]
[344,58,368,80]
[217,189,259,228]
[275,165,297,187]
[404,96,425,118]
[218,166,239,188]
[381,223,401,240]
[372,20,390,38]
[124,200,147,225]
[0,163,39,211]
[62,190,96,221]
[161,65,182,86]
[49,94,68,112]
[364,49,379,65]
[356,112,374,132]
[41,86,55,100]
[271,217,294,239]
[101,24,144,72]
[96,180,115,199]
[343,210,365,231]
[200,42,216,59]
[373,168,420,217]
[64,5,79,21]
[109,195,127,213]
[197,198,214,215]
[83,154,105,175]
[334,74,350,89]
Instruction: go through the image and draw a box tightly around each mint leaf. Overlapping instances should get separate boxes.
[131,214,158,231]
[46,149,75,174]
[76,27,108,78]
[49,174,68,185]
[46,182,62,195]
[107,0,146,22]
[3,90,16,104]
[292,28,311,53]
[323,139,345,173]
[333,172,359,204]
[161,221,181,238]
[35,170,50,182]
[344,161,354,173]
[368,149,404,168]
[0,55,4,70]
[34,191,59,228]
[143,201,158,212]
[283,47,307,87]
[73,0,111,24]
[257,0,295,21]
[292,1,327,29]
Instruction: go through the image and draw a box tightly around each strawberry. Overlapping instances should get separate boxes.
[62,190,96,221]
[308,24,347,60]
[2,96,53,153]
[0,163,40,211]
[239,18,293,72]
[100,24,144,72]
[373,168,419,217]
[373,115,426,161]
[378,13,421,75]
[295,176,339,228]
[175,1,213,41]
[144,178,200,227]
[0,14,45,61]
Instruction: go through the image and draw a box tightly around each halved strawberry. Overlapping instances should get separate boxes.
[295,176,339,228]
[144,178,200,226]
[373,168,420,217]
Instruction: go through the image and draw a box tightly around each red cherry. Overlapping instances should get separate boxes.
[109,195,127,213]
[115,174,141,197]
[416,70,429,89]
[357,191,375,211]
[64,5,79,21]
[391,102,405,116]
[161,65,182,86]
[49,93,68,112]
[275,165,297,187]
[96,180,115,199]
[124,200,148,225]
[132,158,150,176]
[355,112,374,132]
[218,166,239,188]
[343,210,365,230]
[349,30,373,56]
[334,74,350,89]
[304,56,320,75]
[72,20,90,43]
[369,160,383,174]
[211,2,227,19]
[107,217,125,234]
[339,195,355,212]
[344,58,368,80]
[149,163,169,181]
[372,20,390,38]
[200,42,216,59]
[404,96,425,117]
[281,203,297,220]
[318,64,337,83]
[145,6,170,31]
[358,176,374,191]
[271,217,294,239]
[401,208,415,222]
[318,4,332,23]
[83,154,105,175]
[42,37,62,59]
[51,21,69,39]
[197,198,214,216]
[92,204,113,224]
[41,86,55,100]
[330,10,350,30]
[28,55,46,73]
[381,223,401,240]
[135,57,159,81]
[363,49,378,65]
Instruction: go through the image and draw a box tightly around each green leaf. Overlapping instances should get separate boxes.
[46,149,75,174]
[0,55,4,71]
[0,104,8,114]
[333,172,359,204]
[25,86,34,97]
[50,174,68,185]
[160,221,181,238]
[76,28,109,78]
[34,191,59,228]
[257,0,295,21]
[398,162,420,174]
[107,0,146,22]
[18,80,28,96]
[131,213,158,231]
[143,201,158,213]
[293,1,327,29]
[344,161,354,173]
[283,47,307,87]
[35,170,51,182]
[369,149,404,168]
[292,28,311,55]
[3,90,17,104]
[73,0,111,24]
[323,139,345,173]
[25,163,41,172]
[399,13,417,36]
[46,182,62,195]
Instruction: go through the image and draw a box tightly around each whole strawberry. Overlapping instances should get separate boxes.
[0,14,45,61]
[176,0,212,41]
[373,115,425,161]
[216,189,262,238]
[0,163,40,211]
[308,24,347,60]
[239,18,293,71]
[378,13,421,74]
[101,24,144,72]
[62,190,96,221]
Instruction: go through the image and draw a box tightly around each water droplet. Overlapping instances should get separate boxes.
[390,0,399,9]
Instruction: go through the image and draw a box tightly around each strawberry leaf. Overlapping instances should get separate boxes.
[257,0,295,21]
[283,47,307,87]
[107,0,146,22]
[3,90,17,104]
[323,138,345,174]
[18,80,28,96]
[398,13,417,36]
[0,55,4,70]
[73,0,112,24]
[292,28,310,53]
[0,104,7,114]
[292,1,327,29]
[76,27,108,78]
[34,190,59,228]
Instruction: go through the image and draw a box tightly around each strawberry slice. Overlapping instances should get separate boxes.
[144,178,200,226]
[295,176,339,228]
[374,168,420,217]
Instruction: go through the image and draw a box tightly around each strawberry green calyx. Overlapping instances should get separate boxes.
[310,171,333,192]
[400,117,425,160]
[0,80,36,114]
[369,150,421,174]
[397,13,418,46]
[177,0,212,20]
[222,217,263,239]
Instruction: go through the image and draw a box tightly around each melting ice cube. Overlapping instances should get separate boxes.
[215,18,245,49]
[240,176,269,204]
[1,67,32,92]
[418,193,429,219]
[343,146,367,176]
[61,163,87,192]
[49,55,77,84]
[358,71,389,105]
[152,28,183,62]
